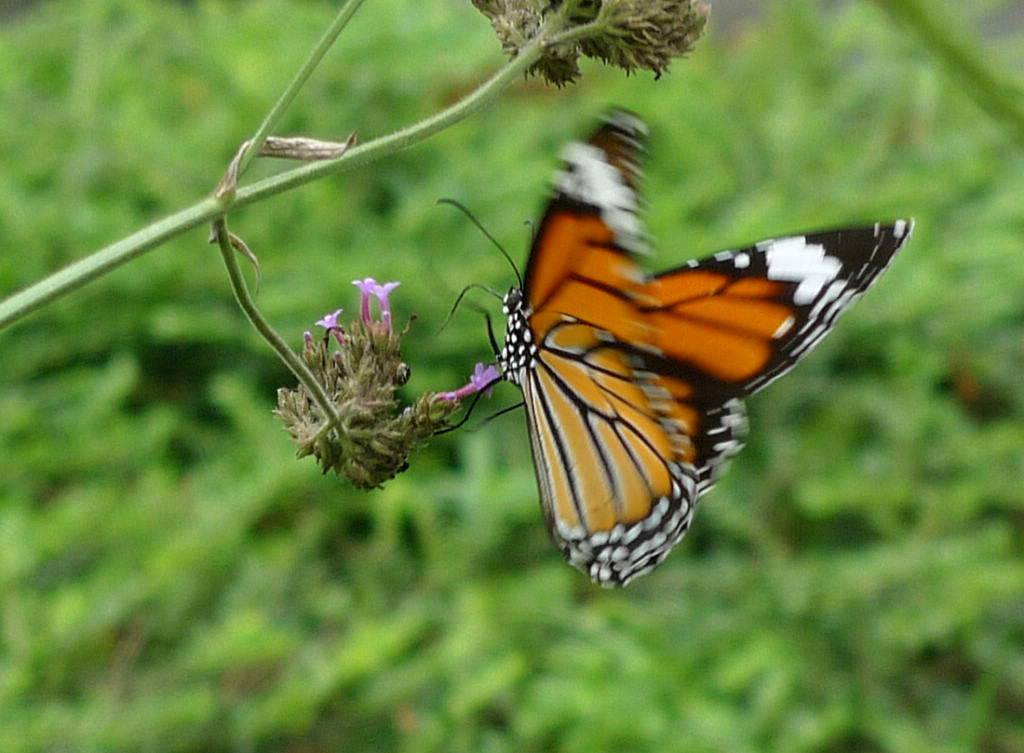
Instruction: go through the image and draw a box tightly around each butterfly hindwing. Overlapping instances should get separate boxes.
[519,338,698,585]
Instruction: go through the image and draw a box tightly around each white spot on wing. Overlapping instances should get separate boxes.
[759,236,842,305]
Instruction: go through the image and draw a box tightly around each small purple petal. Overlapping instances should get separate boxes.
[373,281,400,298]
[303,331,314,346]
[315,308,344,330]
[470,363,501,397]
[439,363,501,402]
[351,277,377,293]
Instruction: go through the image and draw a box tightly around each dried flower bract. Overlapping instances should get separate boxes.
[472,0,708,85]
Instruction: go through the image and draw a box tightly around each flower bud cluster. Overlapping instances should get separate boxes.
[274,281,461,488]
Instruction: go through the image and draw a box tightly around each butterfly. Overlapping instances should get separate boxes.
[494,111,912,587]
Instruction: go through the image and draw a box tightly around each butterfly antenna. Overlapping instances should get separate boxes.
[438,198,523,289]
[438,292,503,357]
[438,283,502,333]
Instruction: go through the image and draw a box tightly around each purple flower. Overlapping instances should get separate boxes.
[351,279,375,323]
[315,308,344,330]
[314,308,346,345]
[438,363,502,402]
[352,278,401,330]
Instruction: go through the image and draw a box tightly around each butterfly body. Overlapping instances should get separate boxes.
[497,111,913,587]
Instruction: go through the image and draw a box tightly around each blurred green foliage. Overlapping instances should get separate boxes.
[1,0,1022,752]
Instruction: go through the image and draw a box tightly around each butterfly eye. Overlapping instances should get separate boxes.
[502,288,522,314]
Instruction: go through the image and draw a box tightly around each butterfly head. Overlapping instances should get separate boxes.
[500,286,523,317]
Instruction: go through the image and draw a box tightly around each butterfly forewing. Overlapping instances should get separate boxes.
[643,221,913,396]
[498,111,913,586]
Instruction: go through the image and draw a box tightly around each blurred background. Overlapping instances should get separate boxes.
[1,1,1022,751]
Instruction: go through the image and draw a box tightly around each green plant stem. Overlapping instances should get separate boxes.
[232,36,543,204]
[546,19,606,48]
[231,0,368,185]
[0,36,544,333]
[212,219,342,434]
[874,0,1024,144]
